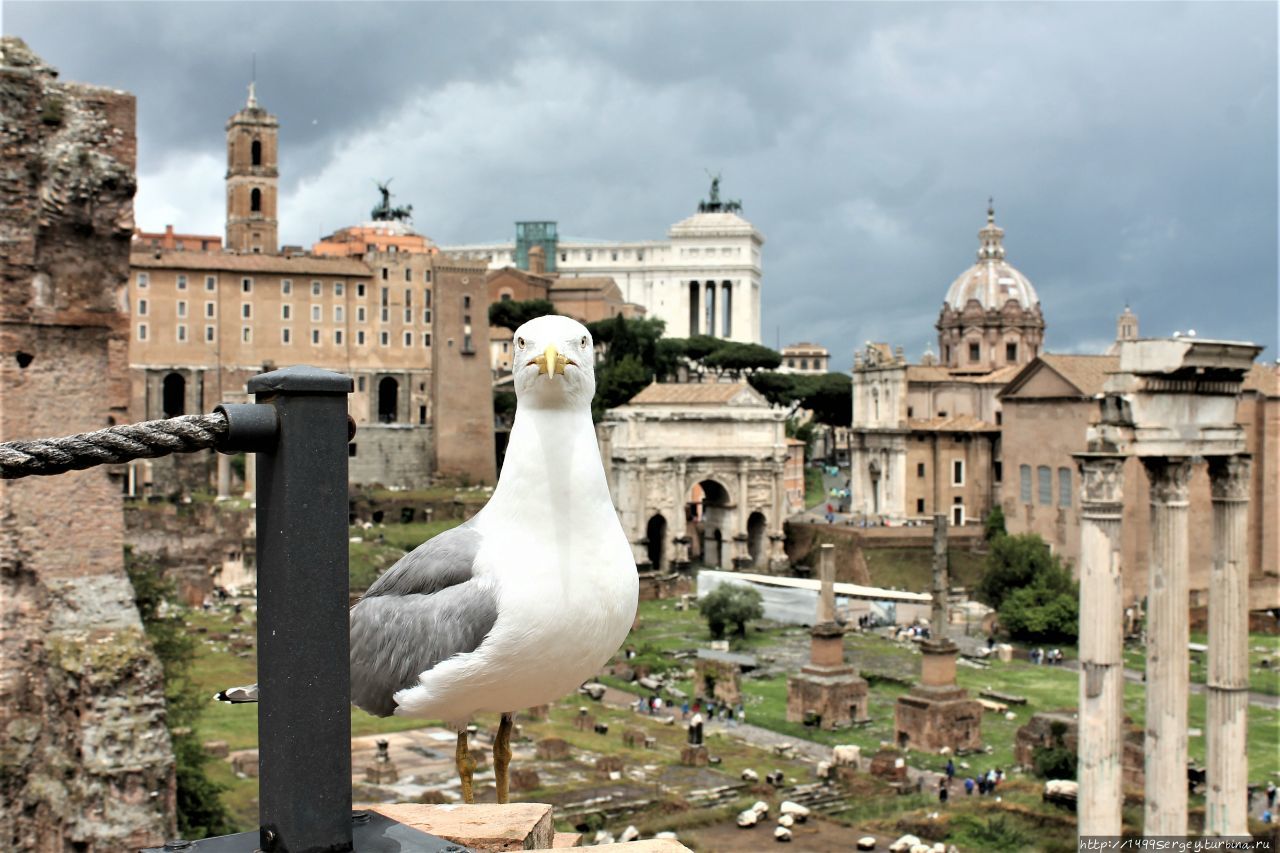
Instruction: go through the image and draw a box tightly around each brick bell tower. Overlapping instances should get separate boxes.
[225,82,278,254]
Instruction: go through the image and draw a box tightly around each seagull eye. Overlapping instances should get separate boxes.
[580,336,588,348]
[517,337,525,348]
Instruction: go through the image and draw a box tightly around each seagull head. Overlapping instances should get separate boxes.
[512,315,596,409]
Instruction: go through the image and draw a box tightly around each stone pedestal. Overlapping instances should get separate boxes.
[786,623,869,729]
[1205,455,1250,837]
[694,657,741,705]
[364,739,399,784]
[535,738,569,760]
[510,767,541,793]
[893,640,982,752]
[1142,457,1193,836]
[679,745,709,767]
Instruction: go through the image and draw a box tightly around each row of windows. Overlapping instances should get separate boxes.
[914,498,967,522]
[378,267,434,284]
[942,342,1028,363]
[137,297,435,326]
[136,273,436,304]
[914,460,966,486]
[1019,465,1072,507]
[137,323,433,348]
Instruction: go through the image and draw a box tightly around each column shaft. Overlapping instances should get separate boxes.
[216,451,231,499]
[242,451,256,501]
[1205,455,1251,836]
[1075,455,1126,837]
[1142,457,1193,836]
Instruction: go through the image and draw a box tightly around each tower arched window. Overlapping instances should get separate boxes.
[251,139,262,166]
[250,188,262,212]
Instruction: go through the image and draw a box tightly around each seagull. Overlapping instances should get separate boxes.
[348,314,638,803]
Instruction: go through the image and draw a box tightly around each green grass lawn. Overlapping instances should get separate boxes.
[1123,631,1280,697]
[862,547,987,592]
[348,519,462,592]
[805,466,825,509]
[616,599,1280,783]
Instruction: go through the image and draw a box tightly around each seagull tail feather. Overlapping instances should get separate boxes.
[214,683,260,704]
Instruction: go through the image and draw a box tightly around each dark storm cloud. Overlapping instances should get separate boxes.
[7,2,1276,360]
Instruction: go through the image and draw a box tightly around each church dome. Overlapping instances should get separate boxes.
[943,204,1039,312]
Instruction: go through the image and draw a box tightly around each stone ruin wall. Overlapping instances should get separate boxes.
[0,38,175,851]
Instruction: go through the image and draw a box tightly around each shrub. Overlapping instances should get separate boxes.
[697,584,764,639]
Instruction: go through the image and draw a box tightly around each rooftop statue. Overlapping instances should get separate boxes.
[698,171,742,214]
[372,179,413,222]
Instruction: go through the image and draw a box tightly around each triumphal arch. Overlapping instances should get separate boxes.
[599,382,790,572]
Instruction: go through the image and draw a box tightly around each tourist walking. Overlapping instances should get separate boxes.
[964,777,974,796]
[945,758,955,780]
[938,777,949,804]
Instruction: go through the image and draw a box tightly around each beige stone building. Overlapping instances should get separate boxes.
[599,382,790,572]
[485,246,644,376]
[935,202,1044,371]
[849,206,1038,527]
[779,342,830,374]
[847,202,1278,608]
[127,86,495,489]
[1000,346,1280,606]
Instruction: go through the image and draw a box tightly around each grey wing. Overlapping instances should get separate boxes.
[350,522,498,717]
[362,522,483,598]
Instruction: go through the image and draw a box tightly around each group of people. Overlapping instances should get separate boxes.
[936,759,1004,803]
[637,696,746,727]
[1263,780,1277,824]
[1031,647,1065,665]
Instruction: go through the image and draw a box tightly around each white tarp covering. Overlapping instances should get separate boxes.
[696,570,931,627]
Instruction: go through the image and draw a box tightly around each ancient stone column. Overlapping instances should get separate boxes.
[1141,456,1193,836]
[243,451,256,501]
[1205,454,1250,836]
[1074,454,1126,838]
[930,514,948,639]
[217,451,232,499]
[817,543,836,623]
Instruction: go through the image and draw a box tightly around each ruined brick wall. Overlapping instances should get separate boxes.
[0,38,175,851]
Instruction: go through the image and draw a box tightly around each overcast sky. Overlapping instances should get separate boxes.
[7,2,1277,362]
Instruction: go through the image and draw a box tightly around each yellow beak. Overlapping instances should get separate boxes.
[535,344,566,378]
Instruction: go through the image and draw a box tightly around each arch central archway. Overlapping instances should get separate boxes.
[688,478,733,569]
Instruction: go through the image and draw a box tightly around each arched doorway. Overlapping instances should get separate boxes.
[747,511,766,567]
[162,372,186,418]
[688,479,733,569]
[646,514,668,571]
[377,377,399,423]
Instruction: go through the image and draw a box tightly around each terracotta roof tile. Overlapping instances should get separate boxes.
[907,414,998,432]
[1038,354,1120,396]
[626,382,766,406]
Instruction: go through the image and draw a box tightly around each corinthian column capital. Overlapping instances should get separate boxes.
[1141,456,1193,505]
[1208,454,1250,502]
[1076,454,1126,509]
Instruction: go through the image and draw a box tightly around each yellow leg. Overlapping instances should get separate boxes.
[494,712,514,804]
[456,728,475,804]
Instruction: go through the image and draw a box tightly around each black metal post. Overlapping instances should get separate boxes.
[251,366,354,853]
[142,368,467,853]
